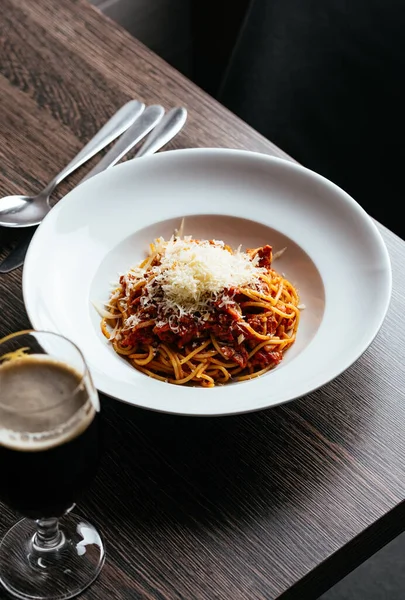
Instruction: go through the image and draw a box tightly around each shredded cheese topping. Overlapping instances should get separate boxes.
[121,237,267,327]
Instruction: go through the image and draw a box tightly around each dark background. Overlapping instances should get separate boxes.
[95,0,405,240]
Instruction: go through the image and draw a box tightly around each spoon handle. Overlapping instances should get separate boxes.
[43,100,145,194]
[79,105,164,183]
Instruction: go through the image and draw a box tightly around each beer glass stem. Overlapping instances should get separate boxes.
[33,518,65,551]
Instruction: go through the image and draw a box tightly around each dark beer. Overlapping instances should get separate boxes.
[0,357,100,519]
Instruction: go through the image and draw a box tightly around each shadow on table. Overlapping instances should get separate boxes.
[80,353,379,538]
[0,227,18,255]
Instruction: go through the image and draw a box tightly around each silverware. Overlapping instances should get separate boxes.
[0,100,145,229]
[0,106,187,274]
[79,104,164,183]
[0,105,164,274]
[133,107,187,158]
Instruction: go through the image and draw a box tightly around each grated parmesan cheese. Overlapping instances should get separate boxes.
[123,314,141,330]
[145,238,265,315]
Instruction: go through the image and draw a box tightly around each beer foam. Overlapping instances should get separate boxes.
[0,405,96,451]
[0,355,98,452]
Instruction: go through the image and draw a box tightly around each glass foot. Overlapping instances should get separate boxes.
[0,513,105,600]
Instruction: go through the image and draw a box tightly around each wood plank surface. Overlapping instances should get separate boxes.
[1,1,405,599]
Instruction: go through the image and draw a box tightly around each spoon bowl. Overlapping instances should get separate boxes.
[0,191,50,228]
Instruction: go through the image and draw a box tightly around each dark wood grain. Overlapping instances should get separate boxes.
[1,1,405,599]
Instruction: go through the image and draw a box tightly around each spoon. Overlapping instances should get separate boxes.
[0,99,145,228]
[0,106,187,273]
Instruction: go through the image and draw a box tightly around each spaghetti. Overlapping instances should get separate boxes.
[100,235,300,387]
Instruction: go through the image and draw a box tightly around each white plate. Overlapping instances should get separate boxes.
[23,149,392,416]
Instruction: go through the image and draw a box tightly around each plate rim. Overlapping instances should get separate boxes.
[22,148,393,416]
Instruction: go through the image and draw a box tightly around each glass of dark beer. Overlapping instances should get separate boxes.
[0,330,104,600]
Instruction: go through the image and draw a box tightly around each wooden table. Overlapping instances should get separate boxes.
[1,1,405,598]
